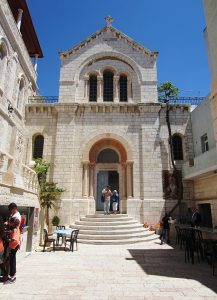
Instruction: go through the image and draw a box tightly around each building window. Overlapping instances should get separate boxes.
[172,134,183,160]
[201,133,209,153]
[33,135,44,159]
[89,75,97,102]
[97,148,119,163]
[17,78,25,109]
[103,71,113,101]
[119,75,128,102]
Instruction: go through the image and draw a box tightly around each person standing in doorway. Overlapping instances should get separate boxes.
[191,208,201,228]
[102,186,112,215]
[111,190,119,215]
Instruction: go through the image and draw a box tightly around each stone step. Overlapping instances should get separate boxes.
[80,216,134,222]
[78,231,154,240]
[86,214,129,218]
[77,228,148,235]
[77,235,159,245]
[71,224,144,231]
[75,220,138,226]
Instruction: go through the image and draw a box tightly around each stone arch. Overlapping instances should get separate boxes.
[82,133,133,162]
[101,66,118,76]
[75,51,142,83]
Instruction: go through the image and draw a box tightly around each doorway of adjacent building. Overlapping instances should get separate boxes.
[198,203,213,228]
[96,170,119,211]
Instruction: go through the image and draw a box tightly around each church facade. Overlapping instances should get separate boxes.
[25,22,194,225]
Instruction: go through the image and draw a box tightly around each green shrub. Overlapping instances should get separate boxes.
[52,216,60,226]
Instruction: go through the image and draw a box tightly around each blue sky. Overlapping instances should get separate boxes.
[28,0,210,97]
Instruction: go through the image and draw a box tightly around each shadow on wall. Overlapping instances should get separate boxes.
[127,246,217,294]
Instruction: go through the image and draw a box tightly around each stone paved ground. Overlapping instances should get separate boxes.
[0,240,217,300]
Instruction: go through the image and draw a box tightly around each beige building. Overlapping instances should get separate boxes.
[0,0,42,251]
[182,1,217,229]
[25,19,194,226]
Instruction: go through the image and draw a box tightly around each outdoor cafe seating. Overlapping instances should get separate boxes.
[43,229,56,252]
[64,229,79,252]
[42,228,79,252]
[56,225,65,245]
[175,225,217,275]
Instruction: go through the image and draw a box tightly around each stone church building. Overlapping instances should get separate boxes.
[25,20,193,225]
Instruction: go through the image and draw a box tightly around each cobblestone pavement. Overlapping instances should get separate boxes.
[0,240,217,300]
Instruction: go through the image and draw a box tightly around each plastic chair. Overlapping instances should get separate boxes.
[64,230,79,252]
[43,229,55,252]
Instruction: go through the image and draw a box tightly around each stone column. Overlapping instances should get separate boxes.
[82,161,89,198]
[114,75,120,102]
[97,76,103,102]
[121,162,127,199]
[89,162,95,197]
[126,160,133,198]
[127,79,132,102]
[84,76,89,100]
[17,9,23,31]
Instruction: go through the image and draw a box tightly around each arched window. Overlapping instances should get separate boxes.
[33,135,44,159]
[103,71,113,101]
[172,134,183,160]
[17,78,25,110]
[0,42,8,90]
[89,75,97,102]
[119,75,128,102]
[97,148,119,163]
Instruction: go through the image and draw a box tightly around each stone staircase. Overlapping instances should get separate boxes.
[70,214,159,245]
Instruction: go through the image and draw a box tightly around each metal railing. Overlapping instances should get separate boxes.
[159,96,205,106]
[28,96,59,104]
[28,96,206,106]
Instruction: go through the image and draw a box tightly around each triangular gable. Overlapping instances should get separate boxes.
[59,25,158,58]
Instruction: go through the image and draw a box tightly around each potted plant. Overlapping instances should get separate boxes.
[52,215,60,230]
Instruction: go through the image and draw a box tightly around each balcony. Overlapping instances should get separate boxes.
[0,149,39,194]
[182,147,217,179]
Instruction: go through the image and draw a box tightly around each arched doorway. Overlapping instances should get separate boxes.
[82,137,133,213]
[96,148,119,211]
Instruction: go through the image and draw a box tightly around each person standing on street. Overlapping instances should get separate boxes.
[160,213,171,245]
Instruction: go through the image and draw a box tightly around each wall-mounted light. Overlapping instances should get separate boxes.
[8,103,14,114]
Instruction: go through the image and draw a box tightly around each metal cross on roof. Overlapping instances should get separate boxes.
[104,16,114,26]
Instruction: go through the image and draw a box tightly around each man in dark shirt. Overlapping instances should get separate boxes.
[160,213,170,245]
[191,208,201,228]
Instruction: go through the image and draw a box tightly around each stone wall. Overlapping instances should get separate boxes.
[25,103,193,225]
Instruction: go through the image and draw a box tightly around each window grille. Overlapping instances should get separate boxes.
[33,135,44,159]
[119,75,128,102]
[201,133,209,153]
[89,75,97,102]
[103,71,113,101]
[172,134,183,160]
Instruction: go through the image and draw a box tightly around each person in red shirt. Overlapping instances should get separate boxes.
[4,218,20,284]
